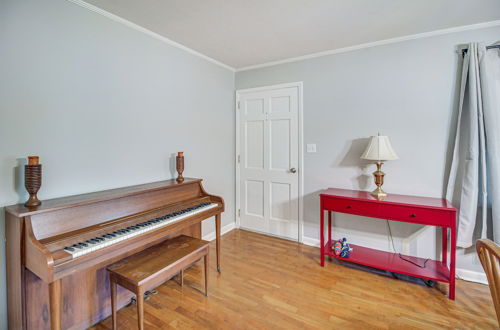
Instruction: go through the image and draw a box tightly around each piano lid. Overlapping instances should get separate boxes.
[5,178,203,218]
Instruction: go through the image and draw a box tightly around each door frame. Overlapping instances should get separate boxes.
[235,82,304,242]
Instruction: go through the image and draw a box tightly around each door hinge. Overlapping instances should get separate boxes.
[237,155,240,163]
[237,101,240,110]
[238,209,241,217]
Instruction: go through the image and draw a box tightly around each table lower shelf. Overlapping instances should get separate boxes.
[324,240,451,283]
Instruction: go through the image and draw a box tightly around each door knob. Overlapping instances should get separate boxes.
[290,168,297,173]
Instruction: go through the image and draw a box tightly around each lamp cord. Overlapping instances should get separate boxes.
[386,220,429,269]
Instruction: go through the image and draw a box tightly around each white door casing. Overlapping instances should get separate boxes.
[236,83,302,241]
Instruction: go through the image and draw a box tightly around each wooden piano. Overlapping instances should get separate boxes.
[5,178,224,330]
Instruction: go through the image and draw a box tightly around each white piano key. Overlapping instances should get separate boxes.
[64,203,218,259]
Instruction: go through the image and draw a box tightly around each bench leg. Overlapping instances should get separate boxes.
[136,288,144,330]
[110,277,117,330]
[204,254,208,297]
[180,269,184,287]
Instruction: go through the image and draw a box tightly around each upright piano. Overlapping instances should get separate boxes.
[5,178,224,329]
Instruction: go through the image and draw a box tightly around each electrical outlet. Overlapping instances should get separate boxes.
[306,144,317,153]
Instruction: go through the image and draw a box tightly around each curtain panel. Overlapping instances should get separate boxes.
[446,43,500,248]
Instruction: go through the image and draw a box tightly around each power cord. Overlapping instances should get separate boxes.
[386,220,430,268]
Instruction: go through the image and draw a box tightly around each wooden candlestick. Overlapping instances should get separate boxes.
[176,152,184,183]
[25,156,42,207]
[28,156,39,165]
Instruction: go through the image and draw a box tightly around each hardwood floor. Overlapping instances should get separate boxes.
[92,229,497,329]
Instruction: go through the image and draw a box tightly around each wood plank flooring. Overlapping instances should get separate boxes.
[92,229,497,329]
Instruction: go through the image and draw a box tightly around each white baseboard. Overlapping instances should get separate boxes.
[202,222,236,241]
[301,236,320,247]
[301,236,488,285]
[456,268,488,285]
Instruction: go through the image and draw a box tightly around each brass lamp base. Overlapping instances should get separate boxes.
[371,162,387,201]
[371,186,387,201]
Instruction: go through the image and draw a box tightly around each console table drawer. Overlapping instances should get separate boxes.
[323,198,379,218]
[378,204,451,226]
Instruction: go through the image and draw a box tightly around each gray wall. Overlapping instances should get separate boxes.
[0,0,235,327]
[236,26,500,276]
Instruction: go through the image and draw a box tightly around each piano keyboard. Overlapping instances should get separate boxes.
[63,202,218,258]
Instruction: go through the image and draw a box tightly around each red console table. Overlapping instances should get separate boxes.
[320,188,457,299]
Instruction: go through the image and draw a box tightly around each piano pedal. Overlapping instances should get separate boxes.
[127,291,155,305]
[143,290,157,300]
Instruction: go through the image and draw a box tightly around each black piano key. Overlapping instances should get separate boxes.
[63,204,215,255]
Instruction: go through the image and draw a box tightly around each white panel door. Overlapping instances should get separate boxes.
[238,86,299,240]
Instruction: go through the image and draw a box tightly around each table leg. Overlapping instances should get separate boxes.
[215,213,221,273]
[449,225,456,300]
[320,205,325,267]
[328,211,332,245]
[49,279,62,330]
[442,227,448,266]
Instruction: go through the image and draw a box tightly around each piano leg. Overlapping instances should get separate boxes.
[216,213,221,273]
[49,279,62,330]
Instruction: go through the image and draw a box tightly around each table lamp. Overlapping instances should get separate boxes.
[361,134,399,200]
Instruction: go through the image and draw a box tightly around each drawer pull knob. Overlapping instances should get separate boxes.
[410,214,417,218]
[347,205,352,209]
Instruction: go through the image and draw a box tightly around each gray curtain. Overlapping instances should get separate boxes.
[446,42,500,248]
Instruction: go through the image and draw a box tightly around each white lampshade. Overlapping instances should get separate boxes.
[361,135,399,162]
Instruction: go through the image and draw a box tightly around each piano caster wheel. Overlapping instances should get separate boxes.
[217,267,221,273]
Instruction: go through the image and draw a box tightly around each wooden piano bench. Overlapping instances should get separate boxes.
[107,235,210,330]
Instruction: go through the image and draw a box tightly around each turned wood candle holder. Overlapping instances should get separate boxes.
[176,152,184,183]
[25,157,42,207]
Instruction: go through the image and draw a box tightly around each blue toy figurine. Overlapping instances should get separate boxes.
[340,237,351,258]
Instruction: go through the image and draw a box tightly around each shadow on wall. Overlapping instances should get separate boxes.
[169,153,177,179]
[335,138,372,190]
[441,46,465,197]
[13,158,28,203]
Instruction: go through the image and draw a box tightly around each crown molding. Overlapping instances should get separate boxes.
[236,20,500,72]
[64,1,500,73]
[66,0,235,72]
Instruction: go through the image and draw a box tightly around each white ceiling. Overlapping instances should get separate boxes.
[83,0,500,69]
